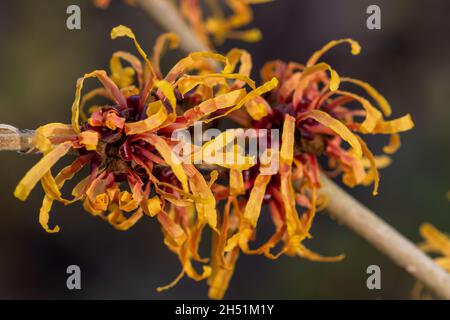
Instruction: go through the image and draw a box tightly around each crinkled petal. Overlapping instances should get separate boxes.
[245,96,270,120]
[334,90,382,133]
[33,123,76,154]
[154,79,177,115]
[341,77,392,117]
[183,88,247,124]
[166,51,231,82]
[243,174,272,227]
[293,63,340,106]
[124,100,168,135]
[71,70,126,132]
[152,32,180,78]
[419,223,450,256]
[357,136,379,196]
[176,73,255,95]
[304,110,363,158]
[78,130,99,151]
[184,164,218,229]
[206,77,278,122]
[14,141,73,201]
[143,134,189,193]
[383,133,401,154]
[373,114,415,134]
[307,38,361,67]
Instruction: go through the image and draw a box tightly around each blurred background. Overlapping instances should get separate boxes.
[0,0,449,299]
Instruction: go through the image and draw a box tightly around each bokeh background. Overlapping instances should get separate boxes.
[0,0,449,299]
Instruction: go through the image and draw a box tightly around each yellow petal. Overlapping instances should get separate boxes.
[119,191,139,212]
[419,223,450,256]
[304,110,362,158]
[79,130,99,151]
[357,136,379,196]
[156,270,185,293]
[33,123,76,154]
[111,25,153,70]
[206,77,279,122]
[229,169,245,196]
[110,54,136,88]
[208,248,239,300]
[157,210,186,246]
[110,51,144,89]
[176,73,255,95]
[111,208,144,231]
[71,70,126,133]
[185,164,218,229]
[144,134,189,193]
[124,100,168,135]
[152,32,180,78]
[307,38,361,67]
[334,90,382,133]
[227,28,262,42]
[154,79,177,114]
[183,88,247,124]
[84,192,109,215]
[296,244,345,262]
[245,96,270,120]
[341,77,392,117]
[226,48,253,87]
[280,116,305,240]
[39,196,60,233]
[293,62,340,106]
[361,155,392,169]
[166,51,231,82]
[373,114,415,134]
[280,115,295,165]
[40,171,62,201]
[38,154,94,233]
[383,133,401,154]
[143,196,162,217]
[14,141,73,201]
[243,174,272,227]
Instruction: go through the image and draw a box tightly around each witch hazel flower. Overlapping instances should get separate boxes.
[14,25,277,291]
[206,39,414,299]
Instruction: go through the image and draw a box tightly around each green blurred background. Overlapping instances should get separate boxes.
[0,0,449,299]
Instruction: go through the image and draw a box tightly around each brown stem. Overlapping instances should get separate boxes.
[0,125,35,152]
[321,175,450,299]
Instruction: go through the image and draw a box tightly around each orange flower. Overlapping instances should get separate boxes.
[14,25,275,292]
[207,39,414,299]
[13,23,414,299]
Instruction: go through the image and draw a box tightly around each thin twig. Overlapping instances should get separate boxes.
[0,126,35,152]
[136,0,450,299]
[321,176,450,299]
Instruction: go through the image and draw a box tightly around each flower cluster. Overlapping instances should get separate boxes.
[15,26,414,299]
[14,25,276,291]
[206,39,414,298]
